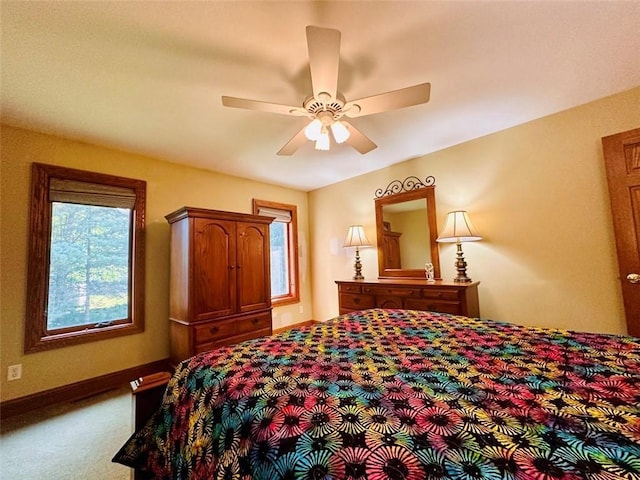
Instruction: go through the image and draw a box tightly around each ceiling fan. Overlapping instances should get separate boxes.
[222,26,431,156]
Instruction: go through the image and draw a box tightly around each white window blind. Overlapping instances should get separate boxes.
[257,206,291,223]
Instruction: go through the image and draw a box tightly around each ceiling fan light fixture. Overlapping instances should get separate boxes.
[331,121,350,144]
[315,129,330,151]
[221,26,431,156]
[304,118,323,140]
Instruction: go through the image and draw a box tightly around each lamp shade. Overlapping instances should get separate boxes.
[344,225,371,247]
[436,211,482,243]
[315,129,330,151]
[331,121,350,144]
[304,118,322,140]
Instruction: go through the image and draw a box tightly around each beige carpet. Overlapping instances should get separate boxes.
[1,386,134,480]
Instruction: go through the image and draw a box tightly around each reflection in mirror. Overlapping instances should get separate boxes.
[381,199,430,269]
[375,177,440,279]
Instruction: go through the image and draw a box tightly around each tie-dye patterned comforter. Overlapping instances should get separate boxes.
[113,308,640,479]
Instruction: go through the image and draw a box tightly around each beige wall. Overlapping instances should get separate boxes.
[0,126,311,402]
[310,87,640,333]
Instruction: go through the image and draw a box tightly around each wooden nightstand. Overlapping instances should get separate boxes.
[130,371,171,431]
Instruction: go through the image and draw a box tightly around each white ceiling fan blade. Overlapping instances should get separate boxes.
[343,83,431,118]
[277,126,309,156]
[306,26,341,103]
[344,121,377,154]
[222,96,308,116]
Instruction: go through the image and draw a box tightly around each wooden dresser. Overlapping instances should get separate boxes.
[166,207,274,365]
[336,279,480,317]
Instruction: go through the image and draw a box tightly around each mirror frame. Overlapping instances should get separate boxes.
[375,184,441,279]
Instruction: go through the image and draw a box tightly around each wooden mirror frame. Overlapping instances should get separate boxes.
[375,184,441,279]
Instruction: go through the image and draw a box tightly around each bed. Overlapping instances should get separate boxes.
[113,308,640,479]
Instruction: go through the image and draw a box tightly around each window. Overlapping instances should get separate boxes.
[253,199,299,305]
[25,163,146,353]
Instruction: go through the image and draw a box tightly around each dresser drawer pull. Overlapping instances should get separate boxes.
[209,326,219,334]
[251,318,259,324]
[353,297,361,304]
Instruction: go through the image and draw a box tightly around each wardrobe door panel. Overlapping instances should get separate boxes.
[236,222,271,313]
[192,218,236,320]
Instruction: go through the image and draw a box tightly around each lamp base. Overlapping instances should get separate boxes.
[353,247,364,280]
[453,276,472,283]
[453,242,472,283]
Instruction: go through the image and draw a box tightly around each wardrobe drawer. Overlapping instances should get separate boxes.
[195,327,272,354]
[339,293,375,310]
[194,319,237,344]
[236,312,272,335]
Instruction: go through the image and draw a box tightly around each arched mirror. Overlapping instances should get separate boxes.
[374,177,440,279]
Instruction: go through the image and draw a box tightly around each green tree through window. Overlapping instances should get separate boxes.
[48,203,131,329]
[269,220,289,297]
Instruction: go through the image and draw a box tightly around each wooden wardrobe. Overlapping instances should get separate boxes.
[165,207,273,366]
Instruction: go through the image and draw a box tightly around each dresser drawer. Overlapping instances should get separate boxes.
[404,298,462,315]
[339,293,375,310]
[420,288,460,301]
[339,284,362,294]
[362,285,421,297]
[378,296,404,309]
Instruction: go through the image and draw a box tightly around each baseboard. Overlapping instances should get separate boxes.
[0,358,171,419]
[273,319,318,334]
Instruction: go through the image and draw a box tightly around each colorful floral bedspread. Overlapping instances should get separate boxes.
[114,309,640,479]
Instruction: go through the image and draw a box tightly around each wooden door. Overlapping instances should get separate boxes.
[236,221,271,313]
[382,231,402,269]
[192,218,236,320]
[602,127,640,337]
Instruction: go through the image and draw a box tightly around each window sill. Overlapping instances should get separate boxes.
[24,322,144,354]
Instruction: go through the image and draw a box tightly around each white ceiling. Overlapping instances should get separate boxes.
[2,1,640,192]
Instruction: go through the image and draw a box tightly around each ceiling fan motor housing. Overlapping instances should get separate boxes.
[303,96,345,121]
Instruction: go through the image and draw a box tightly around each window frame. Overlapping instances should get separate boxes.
[252,199,299,306]
[25,163,146,353]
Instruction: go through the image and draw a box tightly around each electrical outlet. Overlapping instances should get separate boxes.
[7,364,22,381]
[299,306,304,314]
